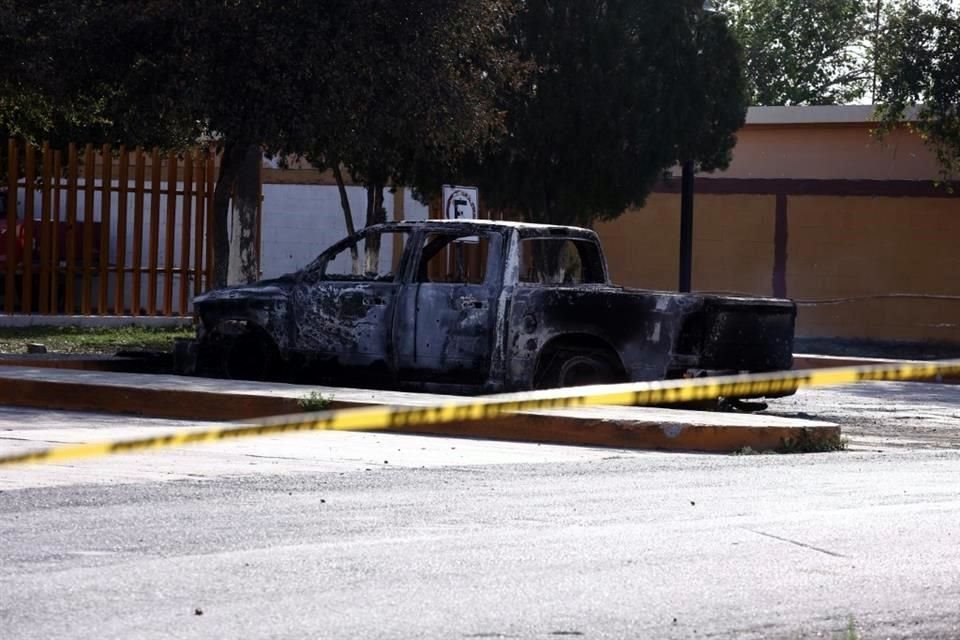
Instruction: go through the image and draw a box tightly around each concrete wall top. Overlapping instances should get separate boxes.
[745,105,920,126]
[747,105,876,125]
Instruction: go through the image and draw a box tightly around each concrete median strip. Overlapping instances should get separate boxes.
[0,365,839,454]
[394,406,838,454]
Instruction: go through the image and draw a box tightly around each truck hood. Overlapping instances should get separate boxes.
[193,275,296,306]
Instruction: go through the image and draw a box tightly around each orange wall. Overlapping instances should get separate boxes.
[595,191,960,344]
[723,125,943,181]
[690,194,776,296]
[596,194,679,292]
[598,194,775,296]
[787,196,960,342]
[596,115,960,345]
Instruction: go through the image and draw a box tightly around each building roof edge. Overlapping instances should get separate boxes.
[745,105,921,126]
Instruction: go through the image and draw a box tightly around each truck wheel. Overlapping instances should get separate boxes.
[224,332,280,382]
[538,350,620,389]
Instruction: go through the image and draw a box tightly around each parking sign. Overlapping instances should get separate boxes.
[442,185,479,221]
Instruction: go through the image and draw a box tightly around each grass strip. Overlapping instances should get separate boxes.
[0,325,194,355]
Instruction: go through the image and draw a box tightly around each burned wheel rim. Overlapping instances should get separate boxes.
[539,350,620,389]
[556,355,609,387]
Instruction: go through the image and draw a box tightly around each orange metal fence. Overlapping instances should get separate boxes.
[2,139,220,316]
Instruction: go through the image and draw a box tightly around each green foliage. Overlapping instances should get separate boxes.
[297,391,332,412]
[438,0,748,227]
[0,0,200,148]
[3,0,520,172]
[307,1,519,186]
[301,1,522,240]
[1,0,522,284]
[875,0,960,180]
[3,1,749,238]
[778,432,848,454]
[841,616,861,640]
[677,10,751,173]
[719,0,873,105]
[732,433,848,455]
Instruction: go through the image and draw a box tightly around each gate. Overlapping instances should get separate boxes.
[2,139,222,316]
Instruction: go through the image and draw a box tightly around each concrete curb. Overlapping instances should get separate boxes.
[0,366,840,454]
[393,410,838,454]
[0,355,163,373]
[0,375,304,421]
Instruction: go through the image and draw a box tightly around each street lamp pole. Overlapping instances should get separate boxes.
[678,159,695,293]
[678,0,715,294]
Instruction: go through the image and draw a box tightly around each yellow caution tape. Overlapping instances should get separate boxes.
[1,358,959,468]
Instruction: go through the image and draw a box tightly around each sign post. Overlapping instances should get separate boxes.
[441,185,480,248]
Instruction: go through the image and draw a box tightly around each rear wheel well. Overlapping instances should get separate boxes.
[534,335,626,389]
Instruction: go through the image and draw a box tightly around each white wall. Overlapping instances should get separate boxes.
[259,185,428,279]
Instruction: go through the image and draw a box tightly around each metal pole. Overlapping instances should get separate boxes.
[872,0,882,100]
[678,2,714,295]
[678,159,694,293]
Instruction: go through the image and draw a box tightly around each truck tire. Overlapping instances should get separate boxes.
[537,349,620,389]
[224,332,280,382]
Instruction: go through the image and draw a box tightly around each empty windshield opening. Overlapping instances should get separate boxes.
[320,230,410,282]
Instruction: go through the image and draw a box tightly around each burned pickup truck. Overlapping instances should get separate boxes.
[180,220,795,396]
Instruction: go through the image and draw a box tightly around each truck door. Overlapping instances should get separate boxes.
[292,228,410,377]
[394,229,501,385]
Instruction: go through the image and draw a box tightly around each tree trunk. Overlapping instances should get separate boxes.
[332,162,359,274]
[212,142,262,287]
[211,141,241,288]
[232,144,262,284]
[363,183,387,273]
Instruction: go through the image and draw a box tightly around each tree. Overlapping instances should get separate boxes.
[434,0,748,228]
[1,1,229,280]
[184,1,335,286]
[677,8,751,173]
[718,0,873,105]
[2,1,521,286]
[304,0,521,273]
[875,0,960,180]
[0,0,200,149]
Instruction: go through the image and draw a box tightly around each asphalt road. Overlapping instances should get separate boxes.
[770,381,960,449]
[2,382,959,640]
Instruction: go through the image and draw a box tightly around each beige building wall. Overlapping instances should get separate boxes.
[723,105,944,181]
[723,126,942,181]
[594,106,960,345]
[597,195,679,292]
[690,194,776,296]
[599,194,776,296]
[787,196,960,342]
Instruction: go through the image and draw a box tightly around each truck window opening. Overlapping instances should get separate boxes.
[519,238,605,285]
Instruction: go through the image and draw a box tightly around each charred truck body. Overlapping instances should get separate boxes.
[181,220,796,395]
